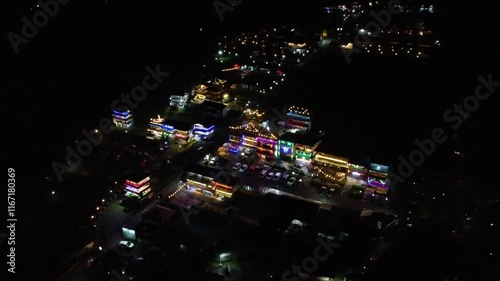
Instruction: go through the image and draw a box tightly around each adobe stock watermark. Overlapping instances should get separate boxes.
[282,237,340,281]
[50,64,170,182]
[179,158,238,224]
[343,0,402,63]
[213,0,243,21]
[7,0,71,54]
[389,74,499,190]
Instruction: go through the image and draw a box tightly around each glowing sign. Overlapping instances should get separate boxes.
[125,177,150,188]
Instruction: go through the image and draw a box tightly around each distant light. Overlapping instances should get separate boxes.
[491,223,495,227]
[51,191,55,195]
[99,246,103,251]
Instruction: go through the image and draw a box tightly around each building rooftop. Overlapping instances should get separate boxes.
[279,132,322,147]
[200,100,227,111]
[165,120,193,131]
[205,84,224,92]
[369,163,389,174]
[192,121,215,129]
[183,164,239,186]
[125,171,151,183]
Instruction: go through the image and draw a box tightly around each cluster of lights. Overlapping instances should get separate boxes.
[314,166,346,181]
[150,114,164,123]
[244,109,265,118]
[288,106,310,115]
[90,198,107,221]
[168,186,183,199]
[364,44,427,59]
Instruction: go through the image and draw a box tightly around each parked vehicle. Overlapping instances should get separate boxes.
[265,172,275,180]
[259,169,269,179]
[232,162,242,170]
[273,172,281,181]
[281,173,290,182]
[209,156,219,165]
[239,164,248,173]
[118,240,135,250]
[287,177,297,186]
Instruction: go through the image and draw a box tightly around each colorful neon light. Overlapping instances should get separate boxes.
[113,110,131,116]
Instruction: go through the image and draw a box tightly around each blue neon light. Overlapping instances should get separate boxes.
[286,112,310,120]
[193,125,215,132]
[113,114,132,119]
[113,110,131,116]
[162,124,175,131]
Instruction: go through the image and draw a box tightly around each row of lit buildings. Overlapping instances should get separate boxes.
[146,115,215,142]
[227,105,391,194]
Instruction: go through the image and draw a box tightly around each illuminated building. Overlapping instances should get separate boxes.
[165,120,192,141]
[243,108,266,123]
[192,123,215,140]
[192,94,206,104]
[182,164,239,199]
[146,115,215,141]
[204,84,225,102]
[229,121,278,159]
[348,164,367,179]
[191,80,228,103]
[286,106,311,132]
[277,132,322,162]
[112,109,134,128]
[124,171,152,199]
[169,94,189,108]
[146,115,167,140]
[287,42,308,54]
[313,152,349,171]
[367,163,390,193]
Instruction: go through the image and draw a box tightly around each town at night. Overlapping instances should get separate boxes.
[3,1,499,281]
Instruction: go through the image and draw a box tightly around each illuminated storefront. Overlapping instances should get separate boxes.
[348,164,366,179]
[124,172,152,199]
[278,140,295,159]
[164,120,192,141]
[229,122,278,158]
[112,109,134,128]
[313,152,349,170]
[192,123,215,140]
[277,132,322,162]
[146,115,167,140]
[182,164,239,199]
[367,163,390,194]
[312,152,349,184]
[286,106,311,132]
